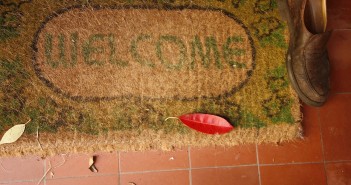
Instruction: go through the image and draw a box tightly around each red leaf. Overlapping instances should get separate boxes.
[179,114,234,134]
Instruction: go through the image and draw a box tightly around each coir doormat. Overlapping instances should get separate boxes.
[0,0,302,156]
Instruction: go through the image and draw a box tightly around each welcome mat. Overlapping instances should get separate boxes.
[0,0,301,156]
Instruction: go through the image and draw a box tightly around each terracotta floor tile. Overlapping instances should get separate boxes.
[326,162,351,185]
[0,156,44,182]
[328,30,351,93]
[46,175,118,185]
[258,105,323,164]
[320,94,351,161]
[190,145,256,168]
[327,0,351,10]
[327,9,351,30]
[327,0,351,30]
[120,149,189,172]
[192,166,259,185]
[120,170,189,185]
[260,163,327,185]
[45,152,118,179]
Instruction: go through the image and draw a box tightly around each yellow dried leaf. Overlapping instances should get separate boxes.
[0,124,26,145]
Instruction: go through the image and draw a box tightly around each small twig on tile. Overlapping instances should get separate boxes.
[36,126,44,151]
[37,155,67,185]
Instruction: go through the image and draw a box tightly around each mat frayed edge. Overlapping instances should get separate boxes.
[0,122,302,157]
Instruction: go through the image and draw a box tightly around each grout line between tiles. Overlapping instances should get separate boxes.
[0,179,40,184]
[332,29,351,32]
[325,160,351,164]
[255,143,262,185]
[43,158,46,185]
[260,161,323,167]
[44,173,119,181]
[335,92,351,94]
[120,168,190,175]
[121,164,261,176]
[118,152,121,185]
[317,108,329,185]
[191,164,257,170]
[188,146,192,185]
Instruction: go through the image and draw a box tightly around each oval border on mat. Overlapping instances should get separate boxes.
[31,4,256,102]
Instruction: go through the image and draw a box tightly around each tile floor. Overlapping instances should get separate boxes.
[1,0,350,185]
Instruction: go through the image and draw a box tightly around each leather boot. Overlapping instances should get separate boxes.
[284,0,332,106]
[304,0,327,34]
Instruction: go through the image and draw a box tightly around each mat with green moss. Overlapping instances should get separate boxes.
[0,0,301,157]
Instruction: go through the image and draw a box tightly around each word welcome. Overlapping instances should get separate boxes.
[44,33,247,70]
